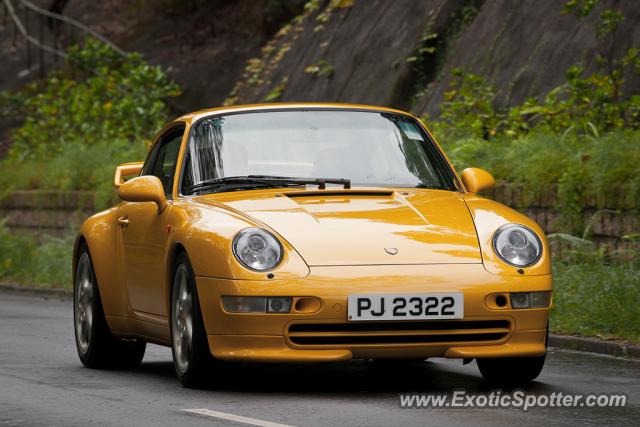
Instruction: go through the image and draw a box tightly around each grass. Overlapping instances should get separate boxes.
[0,139,147,209]
[430,125,640,198]
[0,223,74,288]
[550,261,640,343]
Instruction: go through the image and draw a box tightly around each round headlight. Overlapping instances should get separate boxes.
[232,228,283,271]
[492,224,542,267]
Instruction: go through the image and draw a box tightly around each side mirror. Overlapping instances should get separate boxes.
[461,168,495,195]
[117,175,168,214]
[113,162,144,191]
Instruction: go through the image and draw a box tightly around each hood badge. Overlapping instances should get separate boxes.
[385,247,398,255]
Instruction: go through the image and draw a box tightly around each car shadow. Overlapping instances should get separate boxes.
[134,360,179,381]
[133,358,556,395]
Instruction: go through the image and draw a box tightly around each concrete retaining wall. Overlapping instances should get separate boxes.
[1,187,638,250]
[0,191,99,238]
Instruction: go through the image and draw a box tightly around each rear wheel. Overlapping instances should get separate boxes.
[74,243,146,369]
[170,251,214,387]
[477,324,548,384]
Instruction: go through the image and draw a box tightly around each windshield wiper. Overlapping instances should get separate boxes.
[189,175,351,193]
[416,183,447,190]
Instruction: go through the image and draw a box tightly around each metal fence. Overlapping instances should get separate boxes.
[1,0,126,78]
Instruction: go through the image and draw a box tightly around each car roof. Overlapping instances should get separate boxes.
[170,103,417,127]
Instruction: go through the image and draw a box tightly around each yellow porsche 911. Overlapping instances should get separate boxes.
[73,103,552,387]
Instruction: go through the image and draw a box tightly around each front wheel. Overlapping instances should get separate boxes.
[74,243,146,369]
[477,354,546,384]
[170,251,214,387]
[477,324,548,384]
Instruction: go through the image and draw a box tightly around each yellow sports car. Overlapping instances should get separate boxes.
[73,103,552,387]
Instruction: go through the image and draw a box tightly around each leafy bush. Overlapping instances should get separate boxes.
[2,38,180,161]
[437,68,504,139]
[433,62,640,141]
[0,38,180,205]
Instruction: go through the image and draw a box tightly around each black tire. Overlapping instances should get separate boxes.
[170,251,214,387]
[477,324,548,384]
[74,243,146,369]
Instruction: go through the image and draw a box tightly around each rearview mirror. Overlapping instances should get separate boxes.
[461,168,495,195]
[117,175,168,214]
[113,162,144,191]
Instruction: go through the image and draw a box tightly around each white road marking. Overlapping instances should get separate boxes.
[182,409,297,427]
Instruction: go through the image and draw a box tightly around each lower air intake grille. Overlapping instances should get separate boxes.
[287,320,510,346]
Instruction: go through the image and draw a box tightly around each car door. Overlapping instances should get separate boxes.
[119,126,185,316]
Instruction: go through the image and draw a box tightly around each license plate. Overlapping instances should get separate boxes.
[347,293,463,321]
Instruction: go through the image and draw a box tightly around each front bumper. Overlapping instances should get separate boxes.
[196,264,551,362]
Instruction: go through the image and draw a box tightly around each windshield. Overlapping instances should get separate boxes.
[180,110,459,195]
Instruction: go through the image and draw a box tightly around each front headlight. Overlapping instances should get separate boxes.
[492,224,542,267]
[232,228,283,271]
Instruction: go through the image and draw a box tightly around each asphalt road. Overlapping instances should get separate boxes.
[1,293,639,427]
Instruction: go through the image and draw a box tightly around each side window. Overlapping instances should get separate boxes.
[145,128,185,197]
[141,142,161,177]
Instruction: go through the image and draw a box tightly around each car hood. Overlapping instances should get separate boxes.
[197,189,482,266]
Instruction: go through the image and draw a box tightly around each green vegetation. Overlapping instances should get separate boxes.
[303,60,335,77]
[265,76,289,101]
[0,38,180,207]
[424,1,640,234]
[429,121,640,234]
[546,212,640,343]
[551,262,640,343]
[0,219,73,288]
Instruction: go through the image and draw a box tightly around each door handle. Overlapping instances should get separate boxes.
[118,217,129,228]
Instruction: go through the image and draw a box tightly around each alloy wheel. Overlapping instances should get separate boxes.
[75,253,94,355]
[172,266,193,374]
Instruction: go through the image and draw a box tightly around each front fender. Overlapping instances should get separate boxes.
[166,201,310,281]
[463,196,552,276]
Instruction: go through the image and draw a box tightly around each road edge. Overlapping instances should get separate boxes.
[1,283,639,359]
[549,335,640,359]
[0,282,73,298]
